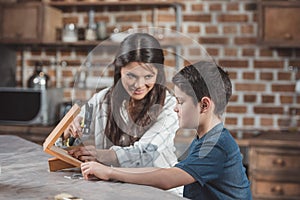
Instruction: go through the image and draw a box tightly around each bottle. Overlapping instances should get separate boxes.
[85,9,97,41]
[27,61,50,90]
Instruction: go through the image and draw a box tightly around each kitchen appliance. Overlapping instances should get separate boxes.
[27,61,50,89]
[0,87,63,125]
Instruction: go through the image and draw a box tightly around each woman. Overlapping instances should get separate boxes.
[62,33,179,170]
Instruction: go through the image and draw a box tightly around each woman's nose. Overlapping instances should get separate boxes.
[134,78,145,88]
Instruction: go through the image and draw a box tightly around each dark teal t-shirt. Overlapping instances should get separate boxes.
[175,123,252,200]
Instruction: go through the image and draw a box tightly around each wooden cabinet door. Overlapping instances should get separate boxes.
[0,3,42,43]
[258,0,300,47]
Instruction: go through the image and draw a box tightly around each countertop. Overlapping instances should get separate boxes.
[0,135,185,200]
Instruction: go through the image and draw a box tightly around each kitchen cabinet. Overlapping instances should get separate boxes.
[0,2,62,43]
[257,0,300,47]
[249,132,300,200]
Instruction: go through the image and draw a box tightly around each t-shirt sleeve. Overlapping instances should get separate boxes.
[175,140,226,186]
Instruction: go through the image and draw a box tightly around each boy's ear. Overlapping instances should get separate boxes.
[199,97,211,112]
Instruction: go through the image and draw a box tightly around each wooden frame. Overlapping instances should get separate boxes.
[43,104,83,171]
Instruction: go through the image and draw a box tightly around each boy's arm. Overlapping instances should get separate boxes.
[81,162,195,190]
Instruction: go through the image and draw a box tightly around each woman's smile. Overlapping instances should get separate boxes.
[121,62,158,100]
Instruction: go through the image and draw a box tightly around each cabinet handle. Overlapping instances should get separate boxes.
[270,185,284,195]
[284,33,292,40]
[272,158,285,167]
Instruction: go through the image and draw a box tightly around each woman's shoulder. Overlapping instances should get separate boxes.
[89,87,111,104]
[164,90,176,104]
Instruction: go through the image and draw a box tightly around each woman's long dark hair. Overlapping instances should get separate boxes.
[103,33,166,146]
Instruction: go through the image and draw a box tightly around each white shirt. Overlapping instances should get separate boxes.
[78,87,179,168]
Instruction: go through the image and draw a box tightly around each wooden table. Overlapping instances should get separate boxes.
[0,135,185,200]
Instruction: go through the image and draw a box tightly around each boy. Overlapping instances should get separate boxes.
[81,61,252,199]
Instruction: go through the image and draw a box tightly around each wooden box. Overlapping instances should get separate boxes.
[258,0,300,47]
[0,2,62,43]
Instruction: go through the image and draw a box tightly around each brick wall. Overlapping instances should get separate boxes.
[16,0,300,134]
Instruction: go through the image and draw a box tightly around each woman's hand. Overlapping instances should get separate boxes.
[81,161,111,181]
[68,145,97,162]
[63,116,83,139]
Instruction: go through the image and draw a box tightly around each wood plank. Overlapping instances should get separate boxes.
[43,104,82,169]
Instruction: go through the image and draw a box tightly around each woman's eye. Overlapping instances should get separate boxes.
[145,75,154,80]
[126,74,136,79]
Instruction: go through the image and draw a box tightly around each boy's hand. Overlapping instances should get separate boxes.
[81,161,111,181]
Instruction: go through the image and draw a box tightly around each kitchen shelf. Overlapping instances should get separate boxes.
[48,1,182,7]
[48,0,183,32]
[3,36,186,50]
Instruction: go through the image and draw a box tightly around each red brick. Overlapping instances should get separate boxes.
[259,49,273,57]
[225,117,238,125]
[242,49,255,57]
[188,26,200,33]
[224,48,238,57]
[234,37,257,45]
[243,72,255,80]
[199,37,228,45]
[191,4,204,11]
[116,15,142,22]
[206,48,219,56]
[218,60,248,68]
[223,25,237,34]
[63,17,79,24]
[229,94,238,102]
[60,50,72,57]
[226,106,247,113]
[260,72,273,80]
[254,106,284,114]
[30,50,42,56]
[218,14,248,23]
[235,83,265,91]
[244,95,256,102]
[260,118,273,126]
[243,117,254,125]
[278,72,292,80]
[45,50,57,56]
[62,69,74,77]
[272,84,295,92]
[226,3,239,11]
[188,48,202,56]
[254,61,284,69]
[183,15,211,22]
[205,26,218,34]
[76,50,88,57]
[278,118,291,127]
[262,95,275,103]
[227,71,237,79]
[209,3,222,11]
[280,95,294,104]
[158,14,175,22]
[27,60,50,67]
[241,25,254,34]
